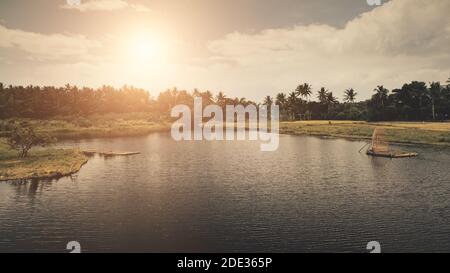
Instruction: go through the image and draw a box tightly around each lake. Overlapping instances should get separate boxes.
[0,133,449,253]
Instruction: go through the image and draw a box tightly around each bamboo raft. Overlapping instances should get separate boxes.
[82,150,140,157]
[366,149,418,158]
[366,128,418,158]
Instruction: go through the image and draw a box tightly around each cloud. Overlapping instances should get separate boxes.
[0,24,101,61]
[2,0,449,101]
[61,0,151,13]
[203,0,450,100]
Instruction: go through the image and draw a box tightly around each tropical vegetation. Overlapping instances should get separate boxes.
[1,79,449,122]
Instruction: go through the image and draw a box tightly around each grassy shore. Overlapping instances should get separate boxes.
[280,120,450,146]
[0,113,170,140]
[0,140,88,182]
[1,116,449,181]
[0,113,166,181]
[1,115,449,146]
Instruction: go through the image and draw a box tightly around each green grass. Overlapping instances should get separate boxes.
[0,140,88,181]
[1,115,449,147]
[1,117,449,181]
[0,113,170,181]
[0,113,171,140]
[280,120,450,146]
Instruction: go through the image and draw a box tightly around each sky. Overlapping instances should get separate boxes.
[0,0,449,101]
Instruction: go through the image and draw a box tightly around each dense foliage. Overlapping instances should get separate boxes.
[1,80,449,121]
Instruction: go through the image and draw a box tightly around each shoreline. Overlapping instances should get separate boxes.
[1,157,89,183]
[0,146,89,182]
[279,131,450,148]
[33,120,450,147]
[279,120,450,147]
[46,125,171,141]
[1,117,449,146]
[1,119,449,182]
[55,127,450,148]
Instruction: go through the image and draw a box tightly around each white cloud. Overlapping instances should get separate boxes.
[202,0,450,100]
[0,24,101,61]
[61,0,151,13]
[1,0,449,101]
[129,3,151,13]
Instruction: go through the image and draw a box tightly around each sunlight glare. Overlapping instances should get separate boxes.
[129,32,166,63]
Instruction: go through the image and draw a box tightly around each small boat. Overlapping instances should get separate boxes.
[366,128,418,158]
[82,150,140,157]
[366,149,418,158]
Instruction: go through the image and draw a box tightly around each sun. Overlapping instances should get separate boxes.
[129,33,166,63]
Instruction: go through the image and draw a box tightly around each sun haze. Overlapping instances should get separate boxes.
[0,0,449,101]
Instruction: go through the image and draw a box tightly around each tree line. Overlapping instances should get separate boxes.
[273,80,450,121]
[0,79,449,121]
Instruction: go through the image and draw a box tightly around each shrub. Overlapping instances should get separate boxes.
[7,122,55,158]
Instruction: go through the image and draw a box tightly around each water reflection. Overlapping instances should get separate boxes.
[8,177,79,197]
[10,179,43,196]
[1,133,450,253]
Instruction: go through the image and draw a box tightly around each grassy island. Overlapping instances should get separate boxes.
[0,141,88,182]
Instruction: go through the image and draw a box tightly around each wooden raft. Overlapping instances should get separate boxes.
[366,128,418,158]
[82,150,140,157]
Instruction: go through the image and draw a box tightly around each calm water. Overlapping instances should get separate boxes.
[1,133,450,253]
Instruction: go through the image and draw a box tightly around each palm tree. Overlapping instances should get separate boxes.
[232,97,240,106]
[192,88,201,97]
[216,92,227,108]
[325,91,338,118]
[373,85,389,107]
[275,93,286,106]
[295,83,312,100]
[262,96,274,120]
[263,95,273,106]
[344,88,357,103]
[287,92,298,120]
[326,92,338,104]
[238,97,248,106]
[428,82,442,120]
[276,92,287,120]
[201,90,214,105]
[317,87,328,104]
[343,88,357,119]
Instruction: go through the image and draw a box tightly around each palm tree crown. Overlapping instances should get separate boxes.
[373,85,389,107]
[326,92,338,104]
[344,88,357,103]
[275,93,287,106]
[295,83,312,100]
[317,87,328,104]
[263,96,273,106]
[216,92,227,106]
